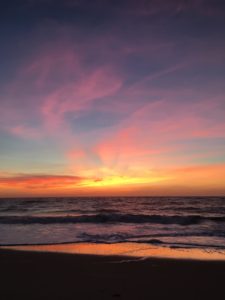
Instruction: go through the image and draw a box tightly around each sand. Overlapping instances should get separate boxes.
[1,249,225,300]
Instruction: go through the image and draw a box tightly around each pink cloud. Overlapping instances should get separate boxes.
[92,96,225,172]
[9,125,42,139]
[21,49,79,90]
[41,65,122,135]
[1,31,123,140]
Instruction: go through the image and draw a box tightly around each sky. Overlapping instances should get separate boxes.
[0,0,225,197]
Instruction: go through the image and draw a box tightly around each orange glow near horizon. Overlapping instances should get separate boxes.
[0,163,224,197]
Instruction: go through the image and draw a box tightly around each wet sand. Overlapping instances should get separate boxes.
[1,249,225,300]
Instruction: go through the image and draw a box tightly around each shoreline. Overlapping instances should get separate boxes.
[1,248,225,300]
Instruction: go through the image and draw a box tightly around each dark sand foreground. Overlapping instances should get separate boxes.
[1,249,225,300]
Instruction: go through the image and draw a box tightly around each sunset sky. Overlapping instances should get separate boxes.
[0,0,225,197]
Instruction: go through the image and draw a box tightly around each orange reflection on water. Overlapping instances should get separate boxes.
[2,243,225,261]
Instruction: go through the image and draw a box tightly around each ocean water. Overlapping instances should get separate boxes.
[0,197,225,252]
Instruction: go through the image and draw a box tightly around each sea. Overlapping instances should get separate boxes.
[0,196,225,252]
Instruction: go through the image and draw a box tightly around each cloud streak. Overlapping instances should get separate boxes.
[0,174,88,189]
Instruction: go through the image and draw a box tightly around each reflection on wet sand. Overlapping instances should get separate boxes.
[2,242,225,260]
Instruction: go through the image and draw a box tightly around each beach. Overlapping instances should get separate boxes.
[1,197,225,299]
[1,248,225,300]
